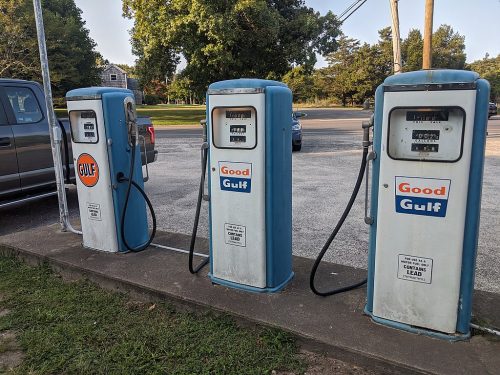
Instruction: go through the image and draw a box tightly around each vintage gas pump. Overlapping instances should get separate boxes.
[364,70,490,339]
[195,79,294,292]
[310,70,489,340]
[66,88,156,253]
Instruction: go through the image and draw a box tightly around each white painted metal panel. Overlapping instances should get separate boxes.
[68,100,118,252]
[209,93,267,288]
[373,90,476,333]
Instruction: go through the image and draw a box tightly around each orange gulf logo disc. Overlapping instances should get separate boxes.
[77,153,99,187]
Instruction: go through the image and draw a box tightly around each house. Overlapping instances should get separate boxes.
[100,64,144,105]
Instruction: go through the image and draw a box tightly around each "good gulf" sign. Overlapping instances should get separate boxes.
[219,161,252,193]
[395,176,451,218]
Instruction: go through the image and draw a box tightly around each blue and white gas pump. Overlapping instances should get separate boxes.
[66,88,156,253]
[190,79,294,292]
[310,70,490,340]
[364,70,490,339]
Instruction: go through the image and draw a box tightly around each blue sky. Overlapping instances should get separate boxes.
[74,0,500,67]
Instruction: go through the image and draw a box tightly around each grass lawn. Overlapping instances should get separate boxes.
[54,105,206,126]
[137,104,206,126]
[0,256,305,374]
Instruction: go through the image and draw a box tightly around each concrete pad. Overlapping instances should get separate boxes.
[0,225,499,375]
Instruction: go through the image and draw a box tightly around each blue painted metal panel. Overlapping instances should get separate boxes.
[366,84,384,313]
[456,78,490,333]
[208,79,287,90]
[265,85,294,288]
[101,91,149,252]
[383,70,479,85]
[206,92,215,275]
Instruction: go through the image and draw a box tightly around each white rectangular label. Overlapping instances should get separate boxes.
[224,223,246,247]
[397,254,433,284]
[87,203,102,221]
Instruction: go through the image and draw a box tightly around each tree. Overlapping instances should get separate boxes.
[321,35,360,105]
[431,25,466,69]
[401,29,423,72]
[320,31,390,106]
[116,64,137,78]
[0,0,102,97]
[467,54,500,101]
[123,0,340,97]
[282,66,315,102]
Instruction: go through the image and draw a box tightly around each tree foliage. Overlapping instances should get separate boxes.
[467,54,500,101]
[123,0,340,96]
[0,0,102,97]
[313,25,468,105]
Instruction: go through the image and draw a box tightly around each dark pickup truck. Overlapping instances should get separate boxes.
[0,78,156,206]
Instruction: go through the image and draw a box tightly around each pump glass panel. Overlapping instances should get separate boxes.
[69,110,99,144]
[212,107,257,149]
[388,107,465,162]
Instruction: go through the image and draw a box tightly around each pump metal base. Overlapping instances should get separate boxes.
[363,307,471,342]
[208,272,294,293]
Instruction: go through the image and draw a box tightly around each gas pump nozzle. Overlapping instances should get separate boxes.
[124,98,138,147]
[362,114,374,148]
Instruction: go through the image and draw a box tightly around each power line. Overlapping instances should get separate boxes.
[338,0,363,19]
[338,0,369,24]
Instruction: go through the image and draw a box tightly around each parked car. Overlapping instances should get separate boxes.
[292,111,305,151]
[489,102,497,118]
[0,78,156,207]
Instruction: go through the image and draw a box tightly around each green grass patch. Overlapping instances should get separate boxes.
[54,105,206,126]
[0,256,305,374]
[136,106,206,126]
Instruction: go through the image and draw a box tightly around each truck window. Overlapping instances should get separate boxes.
[0,101,7,125]
[4,87,43,124]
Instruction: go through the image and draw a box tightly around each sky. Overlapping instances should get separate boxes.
[74,0,500,68]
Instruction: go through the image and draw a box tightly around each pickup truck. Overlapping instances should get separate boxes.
[0,78,156,207]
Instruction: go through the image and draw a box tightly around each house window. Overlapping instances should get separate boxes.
[110,74,117,81]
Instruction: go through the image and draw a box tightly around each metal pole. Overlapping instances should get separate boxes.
[422,0,434,69]
[33,0,81,235]
[389,0,402,73]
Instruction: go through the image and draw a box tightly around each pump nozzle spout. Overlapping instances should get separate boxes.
[200,118,207,142]
[362,115,374,148]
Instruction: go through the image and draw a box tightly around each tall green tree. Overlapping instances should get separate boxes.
[467,54,500,101]
[0,0,102,96]
[431,25,466,69]
[282,66,315,102]
[321,34,360,105]
[123,0,340,96]
[401,29,423,72]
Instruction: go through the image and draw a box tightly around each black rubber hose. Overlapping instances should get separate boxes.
[309,147,369,296]
[189,145,210,274]
[118,142,157,252]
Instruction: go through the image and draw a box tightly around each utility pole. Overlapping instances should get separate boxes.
[389,0,401,74]
[422,0,434,69]
[33,0,80,234]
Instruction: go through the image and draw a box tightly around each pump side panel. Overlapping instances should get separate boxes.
[265,86,293,287]
[208,93,267,288]
[102,92,149,251]
[373,89,476,333]
[68,99,118,252]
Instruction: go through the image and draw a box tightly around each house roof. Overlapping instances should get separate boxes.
[102,64,127,74]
